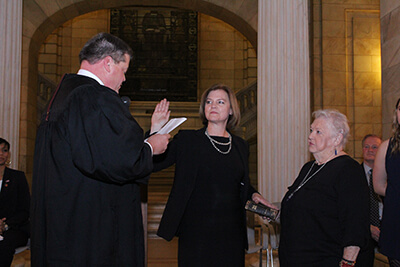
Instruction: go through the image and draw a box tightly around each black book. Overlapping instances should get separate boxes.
[245,200,280,221]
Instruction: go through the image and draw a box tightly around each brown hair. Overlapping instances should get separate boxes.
[199,84,240,131]
[362,134,381,147]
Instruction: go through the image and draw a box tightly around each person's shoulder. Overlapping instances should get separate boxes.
[176,128,203,138]
[335,155,364,173]
[338,154,359,164]
[232,134,246,147]
[62,74,99,89]
[301,160,315,170]
[5,167,26,179]
[172,128,209,144]
[73,82,107,95]
[70,81,119,105]
[231,133,246,143]
[381,139,390,149]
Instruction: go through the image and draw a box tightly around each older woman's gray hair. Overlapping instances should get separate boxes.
[312,109,350,148]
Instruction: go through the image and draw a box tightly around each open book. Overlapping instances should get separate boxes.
[157,117,187,134]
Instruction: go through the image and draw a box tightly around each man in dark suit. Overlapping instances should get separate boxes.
[31,33,170,267]
[358,134,383,266]
[0,138,30,267]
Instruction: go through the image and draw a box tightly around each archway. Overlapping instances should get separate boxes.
[21,0,258,178]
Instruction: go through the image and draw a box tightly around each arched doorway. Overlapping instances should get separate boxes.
[21,0,258,180]
[21,1,259,264]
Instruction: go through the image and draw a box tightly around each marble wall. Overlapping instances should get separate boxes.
[19,0,258,181]
[313,0,381,162]
[9,0,393,186]
[380,1,400,139]
[38,11,257,98]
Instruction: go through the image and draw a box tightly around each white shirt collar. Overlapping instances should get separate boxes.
[77,69,104,86]
[363,162,372,174]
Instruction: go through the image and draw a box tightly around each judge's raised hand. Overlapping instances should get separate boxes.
[147,134,170,155]
[151,98,170,134]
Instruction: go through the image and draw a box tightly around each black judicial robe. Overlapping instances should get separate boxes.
[31,74,152,266]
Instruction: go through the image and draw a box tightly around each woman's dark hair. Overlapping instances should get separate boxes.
[0,138,10,150]
[199,84,240,130]
[391,98,400,154]
[79,32,133,64]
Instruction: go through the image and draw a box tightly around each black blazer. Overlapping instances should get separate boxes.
[0,167,30,234]
[153,128,257,245]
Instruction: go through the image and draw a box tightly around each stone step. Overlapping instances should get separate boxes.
[148,194,169,203]
[146,168,175,238]
[148,186,172,193]
[149,177,174,185]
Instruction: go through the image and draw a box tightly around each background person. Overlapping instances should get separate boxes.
[151,84,275,266]
[373,98,400,266]
[0,138,30,267]
[358,134,383,266]
[279,109,370,267]
[31,32,170,266]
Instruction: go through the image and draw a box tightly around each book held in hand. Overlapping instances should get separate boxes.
[157,117,187,134]
[245,200,280,221]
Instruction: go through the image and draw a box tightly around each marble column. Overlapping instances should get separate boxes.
[258,0,310,202]
[380,2,400,139]
[0,0,22,168]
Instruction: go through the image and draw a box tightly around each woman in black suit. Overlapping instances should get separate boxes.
[151,84,274,267]
[0,138,30,266]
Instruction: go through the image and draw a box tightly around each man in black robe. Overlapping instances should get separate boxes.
[31,32,170,266]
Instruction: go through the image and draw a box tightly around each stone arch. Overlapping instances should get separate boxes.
[21,0,258,176]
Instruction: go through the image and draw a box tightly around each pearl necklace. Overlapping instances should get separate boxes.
[204,129,232,154]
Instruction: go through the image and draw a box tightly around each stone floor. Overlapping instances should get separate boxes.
[11,250,30,267]
[148,237,279,267]
[11,239,389,267]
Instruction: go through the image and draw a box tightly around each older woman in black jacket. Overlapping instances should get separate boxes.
[279,110,370,267]
[0,138,30,266]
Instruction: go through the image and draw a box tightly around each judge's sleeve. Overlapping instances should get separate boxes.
[67,87,153,184]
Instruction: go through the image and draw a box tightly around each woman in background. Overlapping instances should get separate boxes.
[151,84,275,267]
[279,109,370,266]
[374,98,400,266]
[0,138,30,267]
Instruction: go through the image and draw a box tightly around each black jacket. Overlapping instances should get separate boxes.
[0,167,30,235]
[153,128,257,248]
